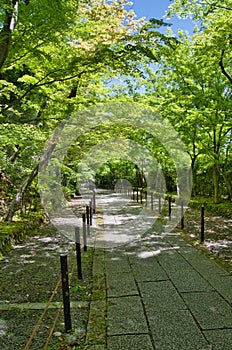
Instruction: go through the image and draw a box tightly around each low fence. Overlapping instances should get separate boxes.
[60,190,95,332]
[130,188,206,244]
[59,188,207,333]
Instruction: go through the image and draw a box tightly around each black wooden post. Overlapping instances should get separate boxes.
[158,195,161,214]
[145,190,148,207]
[60,255,72,332]
[93,190,96,214]
[75,227,83,280]
[136,189,139,203]
[82,213,87,251]
[181,200,184,229]
[90,200,93,226]
[86,205,90,236]
[201,205,205,243]
[151,193,154,211]
[168,196,171,221]
[140,189,143,205]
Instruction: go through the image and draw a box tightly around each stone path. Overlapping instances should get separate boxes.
[87,191,232,350]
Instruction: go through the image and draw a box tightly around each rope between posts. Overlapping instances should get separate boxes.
[23,277,62,350]
[23,195,95,349]
[43,260,77,350]
[43,303,63,350]
[24,246,76,350]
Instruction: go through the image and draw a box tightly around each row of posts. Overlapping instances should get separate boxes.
[60,191,96,332]
[131,188,205,243]
[61,189,206,332]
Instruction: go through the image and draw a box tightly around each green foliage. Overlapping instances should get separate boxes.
[0,0,231,223]
[135,0,232,203]
[190,197,232,219]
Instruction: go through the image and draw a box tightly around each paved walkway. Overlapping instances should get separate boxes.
[87,191,232,350]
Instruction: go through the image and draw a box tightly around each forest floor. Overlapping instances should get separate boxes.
[0,224,94,350]
[182,207,232,268]
[0,196,231,349]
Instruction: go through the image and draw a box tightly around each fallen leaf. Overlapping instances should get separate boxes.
[53,331,62,337]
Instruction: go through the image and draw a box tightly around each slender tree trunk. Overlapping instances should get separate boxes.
[0,0,18,70]
[4,164,39,222]
[0,14,12,70]
[221,171,232,200]
[4,139,57,222]
[213,164,220,203]
[212,127,221,203]
[190,155,197,196]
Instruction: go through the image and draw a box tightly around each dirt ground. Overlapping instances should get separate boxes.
[184,207,232,264]
[0,225,94,350]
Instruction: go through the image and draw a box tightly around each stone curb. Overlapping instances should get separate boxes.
[85,248,106,349]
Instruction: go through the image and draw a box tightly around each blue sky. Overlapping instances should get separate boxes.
[131,0,194,34]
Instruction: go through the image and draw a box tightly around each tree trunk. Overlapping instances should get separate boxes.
[0,14,12,70]
[4,164,39,222]
[4,139,57,222]
[221,171,232,201]
[213,164,220,203]
[0,1,18,70]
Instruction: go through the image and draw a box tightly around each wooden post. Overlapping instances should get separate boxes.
[90,200,93,226]
[151,193,154,211]
[93,190,96,214]
[201,205,205,243]
[86,205,90,236]
[181,200,184,229]
[60,255,72,332]
[168,196,171,221]
[75,227,83,280]
[158,195,161,214]
[82,213,87,251]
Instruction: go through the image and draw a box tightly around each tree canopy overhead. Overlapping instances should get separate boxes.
[0,0,231,223]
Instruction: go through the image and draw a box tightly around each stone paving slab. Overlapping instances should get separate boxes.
[106,272,138,297]
[107,334,153,350]
[149,309,210,350]
[139,280,187,311]
[205,275,232,304]
[168,269,214,292]
[182,291,232,330]
[179,250,230,277]
[105,255,131,274]
[91,191,232,349]
[0,301,88,311]
[166,235,193,247]
[84,345,105,350]
[107,296,148,335]
[156,250,193,272]
[203,329,232,350]
[131,259,168,282]
[142,239,173,251]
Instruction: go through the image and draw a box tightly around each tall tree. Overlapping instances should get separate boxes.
[137,0,232,202]
[1,0,152,221]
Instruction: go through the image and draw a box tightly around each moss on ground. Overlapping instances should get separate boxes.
[189,197,232,219]
[0,213,44,256]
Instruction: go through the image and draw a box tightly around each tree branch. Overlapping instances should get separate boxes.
[219,50,232,84]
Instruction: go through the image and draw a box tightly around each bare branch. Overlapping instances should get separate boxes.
[219,50,232,84]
